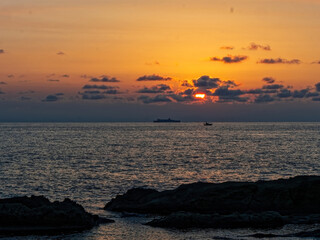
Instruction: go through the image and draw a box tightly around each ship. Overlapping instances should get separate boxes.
[153,118,181,123]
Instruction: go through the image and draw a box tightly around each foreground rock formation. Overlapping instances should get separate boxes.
[0,195,113,235]
[105,176,320,229]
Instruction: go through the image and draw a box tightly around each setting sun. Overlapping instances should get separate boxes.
[195,93,206,99]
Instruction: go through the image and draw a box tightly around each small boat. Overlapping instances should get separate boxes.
[153,118,181,123]
[204,122,212,126]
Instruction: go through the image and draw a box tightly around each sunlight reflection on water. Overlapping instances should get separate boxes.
[0,122,320,239]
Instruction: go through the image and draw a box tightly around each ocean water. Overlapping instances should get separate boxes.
[0,122,320,239]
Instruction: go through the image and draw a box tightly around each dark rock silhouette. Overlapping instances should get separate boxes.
[0,195,114,235]
[105,176,320,229]
[146,211,285,229]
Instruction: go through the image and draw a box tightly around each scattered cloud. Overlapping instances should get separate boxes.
[246,42,271,51]
[181,80,193,87]
[315,82,320,91]
[262,84,284,90]
[61,74,69,78]
[0,82,6,85]
[213,86,244,97]
[210,55,248,63]
[90,76,120,82]
[262,77,276,84]
[222,80,239,87]
[311,61,320,64]
[193,76,221,89]
[220,46,234,50]
[47,79,60,82]
[7,74,14,78]
[254,94,275,103]
[138,95,172,104]
[82,84,118,90]
[277,89,292,98]
[0,49,4,54]
[81,94,106,100]
[56,51,65,55]
[137,84,171,94]
[306,92,319,98]
[0,89,5,94]
[42,95,58,102]
[104,89,121,94]
[137,74,172,81]
[257,58,301,64]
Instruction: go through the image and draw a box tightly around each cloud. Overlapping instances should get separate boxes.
[315,82,320,91]
[210,55,248,63]
[257,58,301,64]
[42,95,58,102]
[183,88,195,96]
[306,92,319,98]
[311,61,320,64]
[181,80,193,87]
[42,93,64,102]
[277,89,292,98]
[254,94,275,103]
[222,80,239,87]
[262,84,284,90]
[292,89,308,98]
[138,95,172,104]
[312,97,320,101]
[90,76,120,82]
[193,75,221,89]
[61,74,69,78]
[262,77,276,84]
[246,42,271,51]
[47,79,60,82]
[0,89,5,94]
[217,96,249,103]
[220,46,234,50]
[169,94,195,102]
[246,89,263,94]
[82,84,118,90]
[136,74,172,81]
[81,94,106,100]
[103,89,121,94]
[137,84,171,93]
[213,86,244,97]
[0,49,4,54]
[0,82,6,85]
[57,51,65,55]
[7,74,14,78]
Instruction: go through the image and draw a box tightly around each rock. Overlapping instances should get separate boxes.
[146,211,285,229]
[0,195,113,235]
[105,176,320,216]
[105,176,320,229]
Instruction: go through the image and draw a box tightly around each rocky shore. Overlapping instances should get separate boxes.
[105,175,320,229]
[0,195,113,235]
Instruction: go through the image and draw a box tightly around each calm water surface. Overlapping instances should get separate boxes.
[0,122,320,239]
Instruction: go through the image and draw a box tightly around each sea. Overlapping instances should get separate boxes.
[0,122,320,240]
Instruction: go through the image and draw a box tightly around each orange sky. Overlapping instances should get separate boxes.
[0,0,320,105]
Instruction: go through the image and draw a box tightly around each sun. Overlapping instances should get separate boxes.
[195,93,206,99]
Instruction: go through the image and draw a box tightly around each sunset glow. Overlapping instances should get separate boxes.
[195,94,206,99]
[0,0,320,121]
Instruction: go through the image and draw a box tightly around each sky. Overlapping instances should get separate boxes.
[1,0,320,121]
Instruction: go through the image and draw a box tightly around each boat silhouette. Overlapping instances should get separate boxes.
[153,118,181,123]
